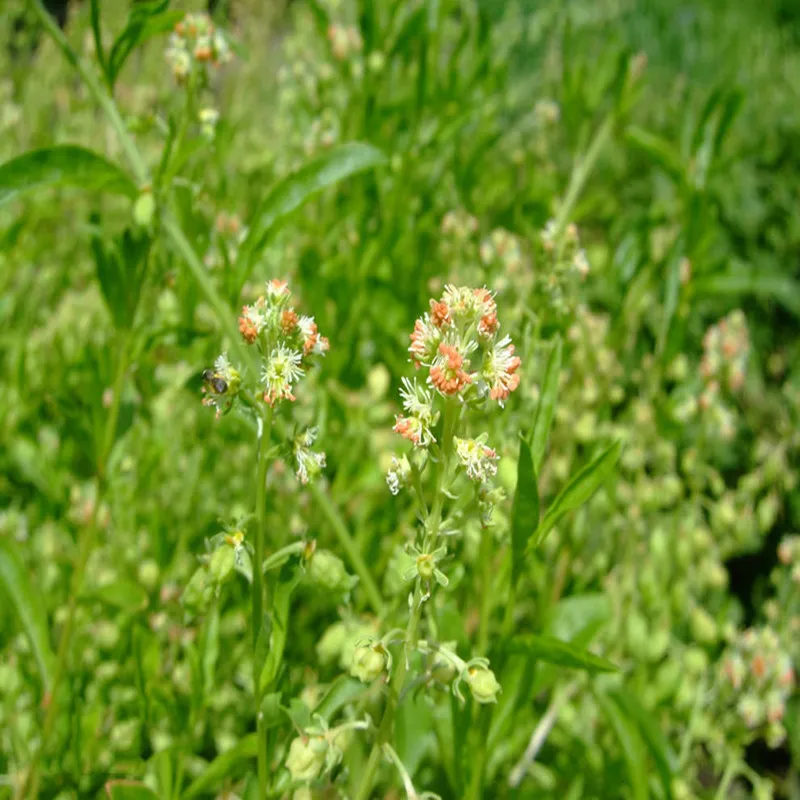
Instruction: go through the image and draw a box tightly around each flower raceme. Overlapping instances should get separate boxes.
[165,12,233,82]
[201,281,328,484]
[237,279,329,406]
[408,285,521,406]
[387,286,519,522]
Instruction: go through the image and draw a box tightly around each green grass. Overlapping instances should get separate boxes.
[0,0,799,798]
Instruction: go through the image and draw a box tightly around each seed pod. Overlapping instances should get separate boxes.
[350,642,388,683]
[285,734,329,783]
[307,550,357,593]
[465,665,501,704]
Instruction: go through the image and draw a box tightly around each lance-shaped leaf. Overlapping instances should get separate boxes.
[594,689,649,800]
[259,562,301,692]
[0,537,54,691]
[625,126,685,187]
[530,335,562,473]
[610,688,677,799]
[0,146,138,207]
[85,579,149,613]
[106,1,183,89]
[236,142,386,286]
[510,436,539,586]
[313,675,368,722]
[528,440,623,552]
[105,782,160,800]
[506,634,618,674]
[181,734,259,799]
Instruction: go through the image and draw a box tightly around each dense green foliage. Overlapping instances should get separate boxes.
[1,1,799,798]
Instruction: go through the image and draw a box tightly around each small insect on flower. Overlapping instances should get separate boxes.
[201,353,241,417]
[202,369,227,395]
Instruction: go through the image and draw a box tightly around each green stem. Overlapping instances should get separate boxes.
[309,482,384,615]
[714,759,740,800]
[502,581,517,641]
[476,528,493,656]
[468,531,497,800]
[252,406,274,651]
[355,401,458,800]
[251,405,274,800]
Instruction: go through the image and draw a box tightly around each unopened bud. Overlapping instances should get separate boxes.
[466,665,501,703]
[209,545,236,585]
[307,549,357,593]
[691,607,718,644]
[133,190,156,227]
[350,642,388,683]
[181,566,212,612]
[285,734,328,783]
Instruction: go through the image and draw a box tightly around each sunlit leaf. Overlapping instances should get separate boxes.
[313,675,367,722]
[594,689,648,800]
[529,440,623,551]
[610,688,676,799]
[626,126,685,186]
[0,536,54,691]
[510,436,539,586]
[236,142,386,286]
[0,146,137,207]
[181,734,258,799]
[107,1,183,88]
[507,634,618,674]
[530,335,562,473]
[105,781,160,800]
[695,269,800,319]
[87,580,149,613]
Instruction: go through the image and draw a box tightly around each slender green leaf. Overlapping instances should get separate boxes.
[261,692,283,730]
[241,773,260,800]
[0,146,138,207]
[287,697,313,732]
[657,243,684,357]
[529,440,623,551]
[507,634,618,674]
[610,688,676,799]
[0,537,54,691]
[695,270,800,319]
[626,126,685,186]
[91,222,151,330]
[105,781,160,800]
[237,142,386,284]
[594,689,648,800]
[547,593,611,643]
[202,603,220,691]
[89,0,106,79]
[313,675,367,722]
[510,437,539,585]
[87,580,149,613]
[530,336,562,473]
[259,563,300,692]
[181,734,258,799]
[534,594,613,693]
[107,1,182,87]
[253,612,273,681]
